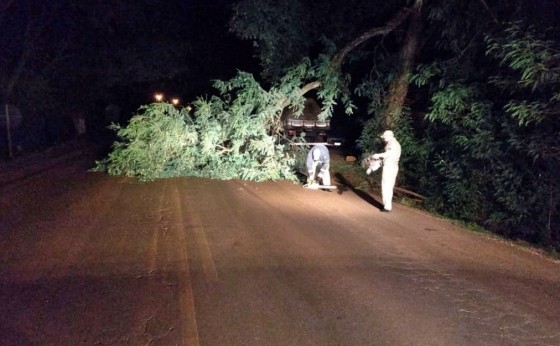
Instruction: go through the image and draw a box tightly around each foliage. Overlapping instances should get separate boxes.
[230,0,312,80]
[96,75,295,181]
[230,0,402,81]
[97,56,354,182]
[95,103,198,180]
[310,54,356,119]
[413,21,559,248]
[486,21,560,126]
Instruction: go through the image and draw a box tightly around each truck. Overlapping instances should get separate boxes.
[281,98,343,146]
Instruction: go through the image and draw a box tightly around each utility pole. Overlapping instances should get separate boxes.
[5,104,13,159]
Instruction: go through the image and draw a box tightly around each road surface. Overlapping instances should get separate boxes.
[1,145,560,345]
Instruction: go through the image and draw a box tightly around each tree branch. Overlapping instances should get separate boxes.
[332,7,414,68]
[279,5,413,117]
[293,6,414,101]
[279,80,322,109]
[478,0,499,23]
[299,80,322,96]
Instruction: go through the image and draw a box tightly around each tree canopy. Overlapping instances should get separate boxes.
[95,0,560,250]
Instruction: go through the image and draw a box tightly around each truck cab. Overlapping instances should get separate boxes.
[281,98,342,146]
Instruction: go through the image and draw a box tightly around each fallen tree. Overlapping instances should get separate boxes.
[96,4,416,181]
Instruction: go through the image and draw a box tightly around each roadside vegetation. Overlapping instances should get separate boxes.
[93,0,559,252]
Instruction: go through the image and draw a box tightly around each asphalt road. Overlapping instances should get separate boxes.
[1,146,560,345]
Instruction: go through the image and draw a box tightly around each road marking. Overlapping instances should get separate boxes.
[190,211,219,283]
[177,181,219,284]
[172,183,201,346]
[147,180,168,275]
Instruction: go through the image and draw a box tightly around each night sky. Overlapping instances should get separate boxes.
[0,0,257,154]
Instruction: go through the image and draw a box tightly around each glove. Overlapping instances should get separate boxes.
[317,171,324,179]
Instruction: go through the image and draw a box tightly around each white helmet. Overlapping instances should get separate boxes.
[312,148,321,161]
[381,130,394,141]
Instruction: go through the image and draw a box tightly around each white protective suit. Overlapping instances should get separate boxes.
[306,144,331,186]
[373,130,401,211]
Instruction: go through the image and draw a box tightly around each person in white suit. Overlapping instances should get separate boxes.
[372,130,401,212]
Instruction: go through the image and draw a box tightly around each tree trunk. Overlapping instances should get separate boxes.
[282,2,420,130]
[295,5,414,100]
[383,0,424,129]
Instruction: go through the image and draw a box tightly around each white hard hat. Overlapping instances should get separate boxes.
[381,130,394,140]
[312,148,321,160]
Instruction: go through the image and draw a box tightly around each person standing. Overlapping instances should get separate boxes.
[306,144,331,187]
[372,130,401,212]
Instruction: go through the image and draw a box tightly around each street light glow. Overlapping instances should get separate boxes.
[154,93,164,102]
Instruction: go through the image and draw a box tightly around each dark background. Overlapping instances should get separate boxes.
[0,0,258,158]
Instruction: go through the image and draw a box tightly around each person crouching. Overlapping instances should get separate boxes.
[306,144,331,187]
